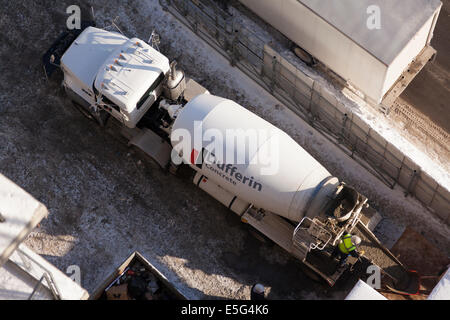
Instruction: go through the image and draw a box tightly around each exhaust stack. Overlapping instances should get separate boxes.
[164,60,186,101]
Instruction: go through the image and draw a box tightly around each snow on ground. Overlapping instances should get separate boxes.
[105,0,450,253]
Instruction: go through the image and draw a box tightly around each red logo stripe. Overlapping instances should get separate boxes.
[190,149,199,165]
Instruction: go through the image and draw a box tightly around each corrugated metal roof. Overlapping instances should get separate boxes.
[299,0,442,65]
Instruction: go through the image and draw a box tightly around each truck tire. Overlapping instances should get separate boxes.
[70,100,109,127]
[247,227,273,246]
[92,109,110,127]
[70,100,95,121]
[293,46,317,67]
[299,264,323,283]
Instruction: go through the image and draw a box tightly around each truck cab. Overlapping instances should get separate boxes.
[60,27,170,128]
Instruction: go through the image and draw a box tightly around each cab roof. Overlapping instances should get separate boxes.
[61,27,170,112]
[94,36,170,112]
[61,27,129,89]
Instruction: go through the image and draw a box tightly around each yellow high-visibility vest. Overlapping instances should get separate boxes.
[338,234,356,254]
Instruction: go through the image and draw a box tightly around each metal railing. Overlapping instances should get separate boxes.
[15,248,61,300]
[160,0,450,223]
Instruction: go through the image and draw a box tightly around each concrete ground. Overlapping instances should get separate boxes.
[0,0,448,300]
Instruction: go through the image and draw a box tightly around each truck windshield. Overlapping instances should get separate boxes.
[136,72,165,110]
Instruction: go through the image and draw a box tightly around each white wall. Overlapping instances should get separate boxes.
[382,12,437,96]
[240,0,388,103]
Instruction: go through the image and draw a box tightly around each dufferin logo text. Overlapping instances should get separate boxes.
[202,151,263,192]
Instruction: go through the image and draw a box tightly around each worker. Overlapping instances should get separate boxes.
[250,283,266,300]
[332,233,362,269]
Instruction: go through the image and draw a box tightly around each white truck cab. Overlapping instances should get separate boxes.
[60,27,170,128]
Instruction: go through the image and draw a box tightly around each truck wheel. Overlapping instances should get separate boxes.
[293,46,317,67]
[168,162,179,175]
[71,101,109,127]
[299,264,323,283]
[71,100,95,121]
[94,109,110,127]
[248,227,273,246]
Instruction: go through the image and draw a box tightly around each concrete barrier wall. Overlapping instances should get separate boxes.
[263,45,450,224]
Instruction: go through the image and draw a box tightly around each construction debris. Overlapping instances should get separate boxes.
[104,261,169,300]
[93,252,186,301]
[106,284,130,301]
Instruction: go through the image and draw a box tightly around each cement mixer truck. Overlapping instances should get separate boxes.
[43,25,401,287]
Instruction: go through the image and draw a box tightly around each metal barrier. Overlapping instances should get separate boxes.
[160,0,450,224]
[15,247,61,300]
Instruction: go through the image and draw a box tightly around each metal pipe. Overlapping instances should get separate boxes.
[170,61,178,80]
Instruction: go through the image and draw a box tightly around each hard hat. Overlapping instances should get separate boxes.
[253,284,265,294]
[351,235,362,246]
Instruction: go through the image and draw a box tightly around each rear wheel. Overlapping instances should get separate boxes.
[71,101,110,127]
[292,46,317,67]
[93,109,110,127]
[299,263,323,283]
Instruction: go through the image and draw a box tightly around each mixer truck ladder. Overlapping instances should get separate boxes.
[241,208,358,286]
[292,217,332,261]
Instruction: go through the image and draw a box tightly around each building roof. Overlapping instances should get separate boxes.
[0,174,48,267]
[299,0,442,65]
[8,244,89,300]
